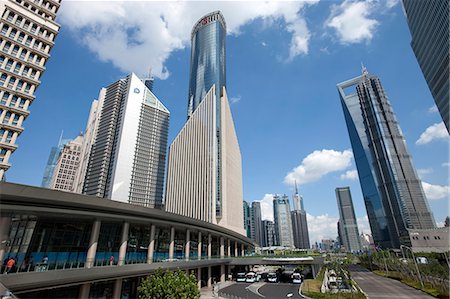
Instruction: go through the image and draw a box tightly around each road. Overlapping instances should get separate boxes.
[219,282,302,298]
[350,265,434,299]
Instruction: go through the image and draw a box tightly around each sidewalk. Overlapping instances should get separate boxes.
[200,281,234,299]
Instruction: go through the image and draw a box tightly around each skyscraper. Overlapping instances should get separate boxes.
[273,195,294,247]
[291,184,310,249]
[0,0,61,180]
[41,132,70,188]
[401,0,449,132]
[250,201,263,246]
[335,187,361,252]
[261,220,277,247]
[337,67,435,248]
[165,11,244,235]
[83,73,169,208]
[243,201,252,238]
[49,134,83,192]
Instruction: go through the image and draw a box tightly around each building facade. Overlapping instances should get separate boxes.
[250,201,263,246]
[83,73,169,208]
[408,227,450,253]
[41,132,70,188]
[243,201,251,238]
[261,220,277,247]
[0,0,61,180]
[291,185,310,249]
[335,187,361,252]
[402,0,449,132]
[273,195,294,247]
[337,67,435,249]
[49,134,83,192]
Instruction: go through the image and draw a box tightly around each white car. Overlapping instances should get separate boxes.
[292,273,302,284]
[236,272,246,282]
[245,272,259,283]
[267,272,278,283]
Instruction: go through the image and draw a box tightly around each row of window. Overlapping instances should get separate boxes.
[1,24,50,54]
[12,0,57,21]
[0,55,38,81]
[0,72,33,94]
[0,91,27,109]
[411,235,442,240]
[0,148,8,162]
[0,128,14,144]
[1,39,45,67]
[4,9,55,40]
[0,109,21,125]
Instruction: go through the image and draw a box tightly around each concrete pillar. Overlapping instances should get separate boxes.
[169,227,175,259]
[207,234,212,259]
[207,266,212,288]
[241,244,245,256]
[197,232,202,260]
[147,224,156,264]
[234,241,238,257]
[118,222,129,266]
[86,220,101,268]
[220,264,225,283]
[220,237,225,258]
[78,283,90,299]
[0,217,11,263]
[185,229,190,261]
[112,278,122,299]
[227,239,231,257]
[197,267,202,289]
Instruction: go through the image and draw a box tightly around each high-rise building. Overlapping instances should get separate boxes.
[401,0,449,132]
[165,11,244,235]
[335,187,361,252]
[49,134,83,192]
[445,216,449,228]
[273,194,294,247]
[291,184,310,249]
[250,201,263,246]
[243,201,251,238]
[72,91,105,194]
[41,132,70,188]
[83,73,169,208]
[0,0,61,180]
[337,67,435,248]
[261,220,277,247]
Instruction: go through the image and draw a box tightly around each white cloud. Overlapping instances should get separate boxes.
[385,0,399,8]
[254,194,275,222]
[442,162,450,167]
[422,181,450,201]
[417,168,433,179]
[229,95,241,104]
[340,169,358,180]
[284,149,353,186]
[357,215,371,235]
[261,41,267,47]
[428,105,439,114]
[59,1,319,78]
[326,0,379,44]
[307,213,339,244]
[416,122,449,145]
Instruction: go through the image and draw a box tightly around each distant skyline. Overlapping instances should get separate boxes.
[6,1,448,244]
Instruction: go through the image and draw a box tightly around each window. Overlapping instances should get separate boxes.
[13,63,21,74]
[4,60,12,71]
[23,21,30,30]
[0,25,9,35]
[5,131,13,143]
[0,56,4,64]
[15,16,23,26]
[8,29,17,39]
[25,36,32,46]
[3,42,11,53]
[16,80,23,91]
[17,33,25,43]
[3,111,12,124]
[11,46,19,56]
[9,96,17,107]
[0,74,7,86]
[24,84,31,93]
[18,98,25,109]
[27,53,35,62]
[30,25,37,34]
[6,13,14,22]
[19,49,27,60]
[7,77,16,89]
[11,114,19,125]
[22,66,29,76]
[0,93,8,105]
[0,129,4,140]
[30,69,36,79]
[0,149,7,162]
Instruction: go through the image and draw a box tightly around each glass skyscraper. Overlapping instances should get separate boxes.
[41,133,70,188]
[335,187,361,252]
[337,67,435,249]
[402,0,449,133]
[273,195,294,247]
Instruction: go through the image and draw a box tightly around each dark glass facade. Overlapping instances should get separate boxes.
[338,70,435,249]
[402,0,449,132]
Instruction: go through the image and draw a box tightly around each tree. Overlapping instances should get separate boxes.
[138,268,200,299]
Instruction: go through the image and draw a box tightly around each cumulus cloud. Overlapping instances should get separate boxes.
[442,162,450,167]
[417,168,433,179]
[422,182,450,201]
[428,105,439,114]
[416,122,449,145]
[284,149,353,186]
[357,215,371,235]
[340,169,358,180]
[254,194,275,222]
[326,0,379,44]
[59,1,319,78]
[307,213,339,244]
[229,96,241,104]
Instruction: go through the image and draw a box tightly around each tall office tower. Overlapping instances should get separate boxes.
[402,0,449,132]
[0,0,61,180]
[49,134,83,192]
[250,201,263,246]
[291,185,310,249]
[83,73,170,208]
[72,91,105,193]
[261,220,277,247]
[165,11,244,235]
[337,67,435,248]
[41,132,70,188]
[273,195,294,247]
[335,187,362,252]
[243,201,252,238]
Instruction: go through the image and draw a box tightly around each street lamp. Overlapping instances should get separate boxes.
[400,245,424,289]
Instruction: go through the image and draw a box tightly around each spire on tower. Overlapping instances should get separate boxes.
[361,62,368,76]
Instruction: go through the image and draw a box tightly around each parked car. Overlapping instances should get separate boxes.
[267,272,278,283]
[292,272,302,284]
[245,272,260,283]
[236,272,246,282]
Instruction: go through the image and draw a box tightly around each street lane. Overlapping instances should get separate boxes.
[219,282,301,299]
[219,282,261,298]
[350,265,434,299]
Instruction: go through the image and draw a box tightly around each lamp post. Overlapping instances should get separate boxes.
[400,245,424,289]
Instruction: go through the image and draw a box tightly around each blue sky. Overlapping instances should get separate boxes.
[6,0,449,243]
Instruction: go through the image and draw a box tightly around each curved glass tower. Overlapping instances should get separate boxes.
[188,11,226,117]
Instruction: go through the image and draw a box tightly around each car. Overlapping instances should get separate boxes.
[236,272,246,282]
[267,272,278,283]
[292,272,302,284]
[245,272,259,283]
[161,258,179,262]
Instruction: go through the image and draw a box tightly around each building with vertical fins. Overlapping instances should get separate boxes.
[41,132,70,188]
[291,184,310,249]
[273,195,294,247]
[261,220,277,247]
[401,0,449,132]
[165,11,244,235]
[335,187,361,252]
[83,73,169,208]
[337,67,435,249]
[49,134,83,192]
[250,201,263,246]
[243,201,251,238]
[0,0,61,180]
